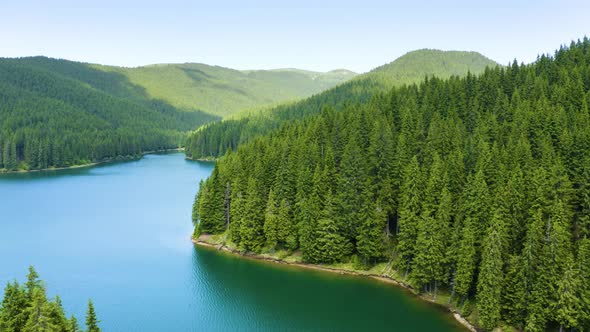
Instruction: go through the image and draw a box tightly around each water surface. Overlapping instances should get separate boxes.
[0,153,465,331]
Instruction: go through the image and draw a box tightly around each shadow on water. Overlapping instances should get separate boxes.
[0,151,207,182]
[191,246,467,332]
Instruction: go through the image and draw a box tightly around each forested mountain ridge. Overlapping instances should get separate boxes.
[0,57,219,171]
[194,38,590,331]
[0,56,354,171]
[185,49,498,159]
[365,49,498,86]
[102,63,357,118]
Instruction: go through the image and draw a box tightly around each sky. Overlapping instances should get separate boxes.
[1,0,589,73]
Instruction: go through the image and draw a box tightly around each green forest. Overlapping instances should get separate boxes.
[104,64,357,118]
[185,49,497,159]
[0,56,352,172]
[0,266,100,332]
[194,38,590,331]
[0,57,219,172]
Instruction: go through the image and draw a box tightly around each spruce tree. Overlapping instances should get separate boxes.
[476,209,505,330]
[263,189,279,248]
[311,193,351,264]
[356,196,386,264]
[502,255,527,329]
[23,288,55,332]
[85,300,100,332]
[240,177,266,252]
[397,156,423,276]
[68,315,81,332]
[0,281,28,331]
[555,255,583,331]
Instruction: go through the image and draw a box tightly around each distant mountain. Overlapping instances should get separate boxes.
[363,49,498,86]
[0,57,219,171]
[0,56,355,171]
[105,64,357,118]
[186,49,499,159]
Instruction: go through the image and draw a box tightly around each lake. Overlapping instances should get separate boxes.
[0,152,465,331]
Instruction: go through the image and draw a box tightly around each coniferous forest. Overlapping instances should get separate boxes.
[194,39,590,331]
[0,266,100,332]
[185,50,497,159]
[0,57,221,172]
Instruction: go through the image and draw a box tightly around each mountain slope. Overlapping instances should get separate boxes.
[364,49,498,86]
[193,38,590,331]
[104,64,357,118]
[0,56,354,171]
[0,57,219,171]
[186,49,499,159]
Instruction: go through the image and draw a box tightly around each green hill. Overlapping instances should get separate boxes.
[364,49,498,86]
[104,64,357,118]
[192,38,590,332]
[0,56,355,171]
[186,49,499,159]
[0,57,219,171]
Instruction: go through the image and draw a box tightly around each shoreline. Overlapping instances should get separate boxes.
[191,237,478,332]
[185,155,217,162]
[0,148,184,174]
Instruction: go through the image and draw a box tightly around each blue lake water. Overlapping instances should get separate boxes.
[0,152,465,331]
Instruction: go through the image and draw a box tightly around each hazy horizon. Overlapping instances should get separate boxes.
[1,0,588,72]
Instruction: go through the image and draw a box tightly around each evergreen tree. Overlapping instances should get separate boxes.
[502,255,527,329]
[68,315,81,332]
[555,255,584,331]
[263,189,279,248]
[454,170,489,300]
[239,178,266,252]
[311,193,351,264]
[476,209,505,330]
[85,300,100,332]
[0,281,29,331]
[276,199,297,250]
[397,156,423,275]
[23,288,55,332]
[356,196,386,264]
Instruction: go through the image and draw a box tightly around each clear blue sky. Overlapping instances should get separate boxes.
[1,0,588,72]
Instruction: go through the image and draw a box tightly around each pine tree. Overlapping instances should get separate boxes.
[336,135,367,242]
[68,315,81,332]
[454,170,489,300]
[276,199,297,250]
[577,238,590,329]
[476,209,505,330]
[47,295,68,331]
[240,177,266,252]
[356,196,386,264]
[555,255,583,331]
[197,166,226,234]
[263,189,279,248]
[85,300,100,332]
[25,265,42,300]
[502,255,527,329]
[23,288,56,332]
[0,281,28,331]
[412,186,451,295]
[397,156,423,275]
[311,193,351,264]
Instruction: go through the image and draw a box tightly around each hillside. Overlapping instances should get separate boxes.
[0,56,354,171]
[193,38,590,331]
[364,49,498,85]
[186,49,499,159]
[104,64,357,118]
[0,57,219,171]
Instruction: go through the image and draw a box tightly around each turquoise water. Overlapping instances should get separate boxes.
[0,153,465,331]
